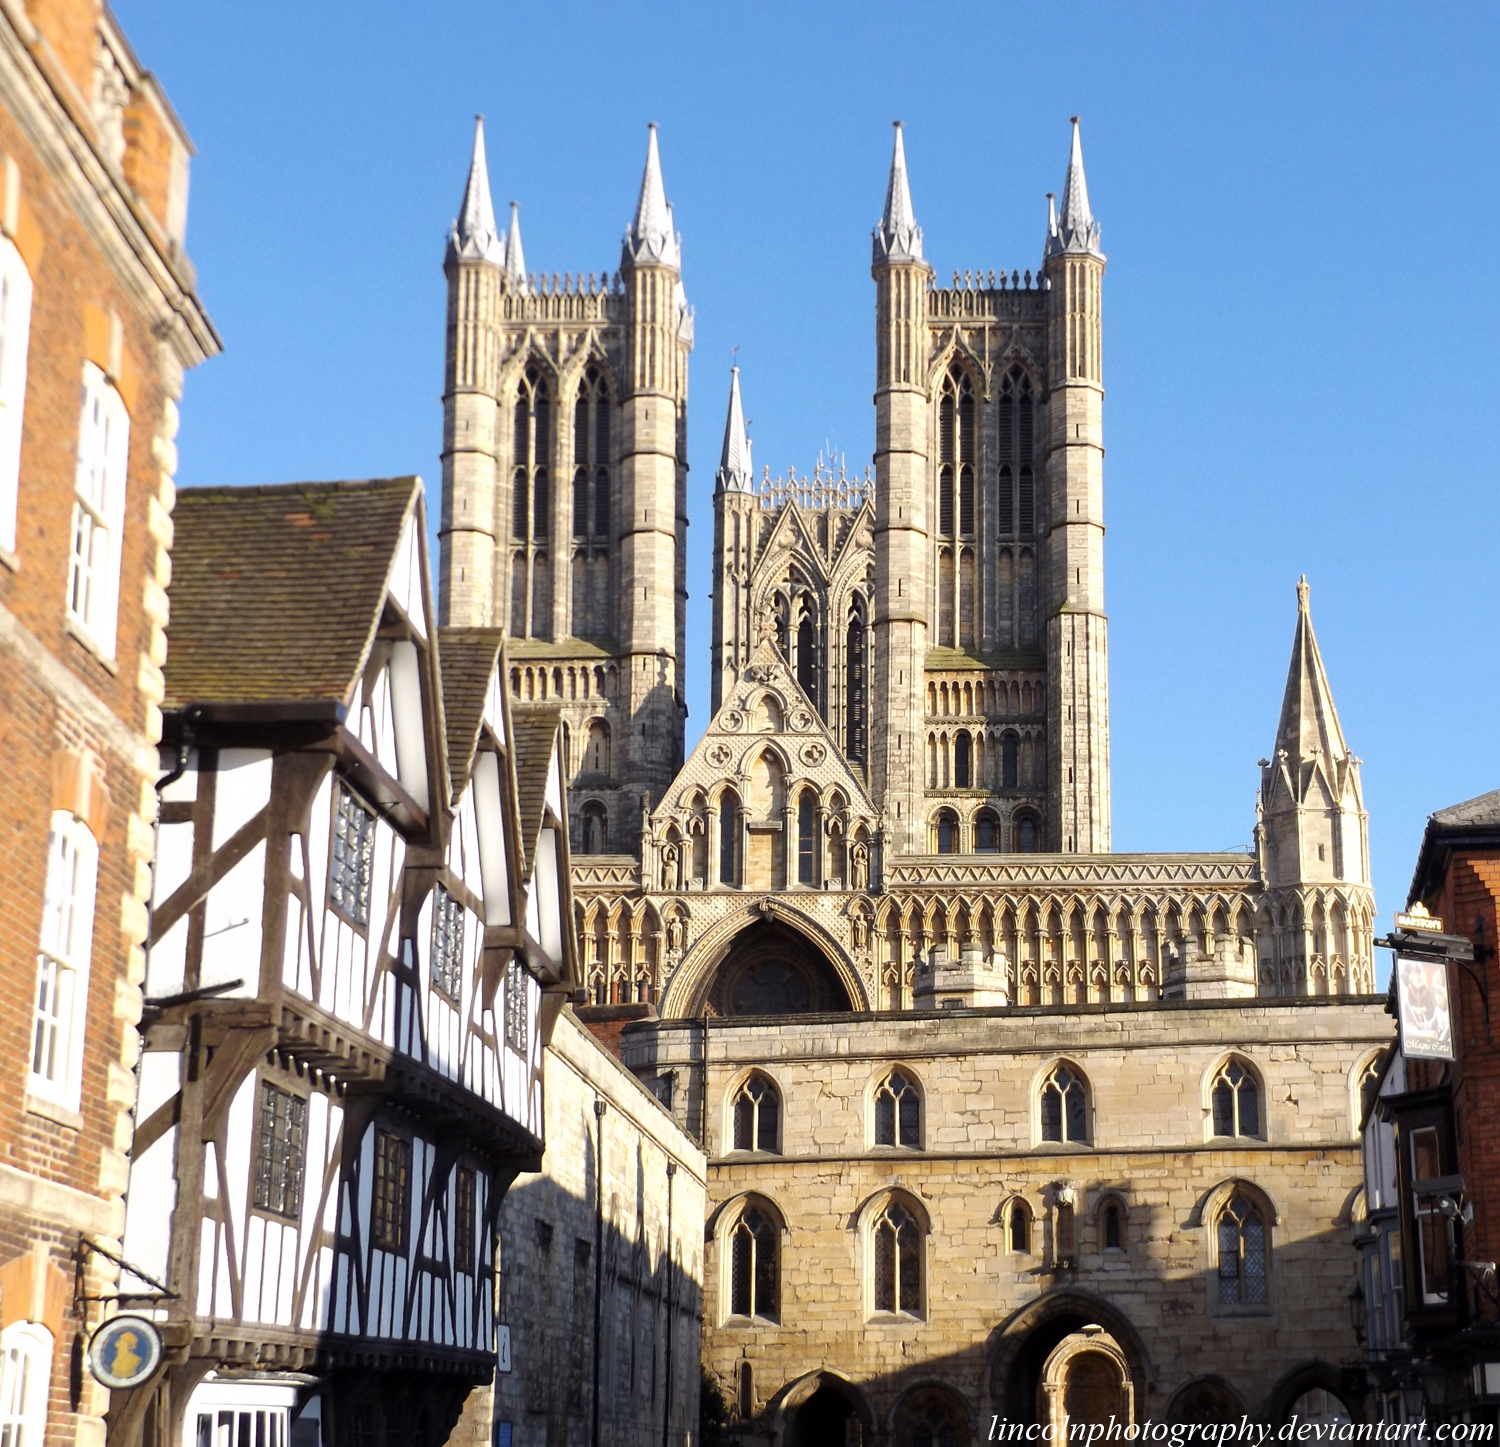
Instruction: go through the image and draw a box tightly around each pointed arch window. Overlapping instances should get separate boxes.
[732,1073,780,1153]
[797,790,816,886]
[998,367,1036,538]
[729,1204,779,1321]
[873,1200,922,1315]
[1007,1198,1032,1253]
[1102,1197,1125,1251]
[719,792,739,885]
[845,599,868,767]
[573,367,611,541]
[1211,1059,1261,1138]
[874,1069,921,1147]
[1040,1063,1089,1143]
[795,602,819,705]
[937,370,975,541]
[1216,1194,1268,1306]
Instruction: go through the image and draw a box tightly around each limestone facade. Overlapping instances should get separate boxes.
[492,1007,706,1447]
[437,115,1391,1441]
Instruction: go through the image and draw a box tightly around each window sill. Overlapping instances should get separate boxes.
[25,1092,83,1130]
[866,1310,925,1326]
[65,617,119,675]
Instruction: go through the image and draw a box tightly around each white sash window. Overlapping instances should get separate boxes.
[0,238,33,557]
[30,811,98,1110]
[67,362,128,656]
[0,1322,54,1447]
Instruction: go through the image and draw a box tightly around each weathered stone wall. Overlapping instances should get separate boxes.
[491,1008,706,1447]
[622,996,1392,1436]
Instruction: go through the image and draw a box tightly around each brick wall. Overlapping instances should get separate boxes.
[0,10,214,1447]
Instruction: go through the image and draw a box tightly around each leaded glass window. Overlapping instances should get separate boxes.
[873,1201,921,1314]
[1217,1195,1267,1305]
[253,1082,307,1219]
[453,1167,476,1273]
[1040,1063,1089,1143]
[874,1070,921,1147]
[371,1129,411,1252]
[431,886,465,1000]
[1211,1060,1261,1138]
[729,1205,778,1320]
[505,955,529,1052]
[330,785,375,927]
[732,1074,780,1153]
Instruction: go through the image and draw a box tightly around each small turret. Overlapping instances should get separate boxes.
[504,201,527,292]
[1254,577,1375,996]
[872,120,923,265]
[448,116,505,267]
[1045,116,1103,259]
[716,366,753,494]
[623,122,681,271]
[1259,576,1367,889]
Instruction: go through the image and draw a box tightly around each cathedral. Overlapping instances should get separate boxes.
[441,117,1393,1440]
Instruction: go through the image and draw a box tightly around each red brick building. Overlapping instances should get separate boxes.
[0,6,217,1447]
[1357,791,1500,1424]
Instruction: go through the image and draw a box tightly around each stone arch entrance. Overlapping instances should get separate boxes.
[660,901,869,1017]
[778,1372,873,1447]
[987,1293,1152,1427]
[1040,1331,1135,1438]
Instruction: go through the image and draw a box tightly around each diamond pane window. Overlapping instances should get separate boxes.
[330,785,375,926]
[431,886,465,1000]
[372,1130,411,1252]
[1217,1195,1267,1306]
[252,1082,307,1219]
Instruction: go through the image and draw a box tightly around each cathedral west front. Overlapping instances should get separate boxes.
[440,116,1391,1442]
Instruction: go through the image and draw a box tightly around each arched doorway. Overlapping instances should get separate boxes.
[790,1386,859,1447]
[707,920,854,1016]
[1040,1331,1134,1439]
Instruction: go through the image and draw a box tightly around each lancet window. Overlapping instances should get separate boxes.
[874,1069,922,1147]
[511,365,552,637]
[1040,1063,1089,1143]
[729,1204,779,1321]
[731,1073,780,1152]
[845,598,868,766]
[872,1200,922,1315]
[1217,1194,1268,1306]
[1211,1059,1262,1138]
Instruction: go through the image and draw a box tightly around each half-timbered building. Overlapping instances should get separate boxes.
[116,478,577,1447]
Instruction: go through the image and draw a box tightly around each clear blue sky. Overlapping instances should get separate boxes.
[117,1,1500,959]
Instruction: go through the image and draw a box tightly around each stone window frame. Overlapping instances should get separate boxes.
[67,361,129,659]
[1095,1192,1129,1254]
[0,234,33,561]
[724,1067,784,1156]
[868,1065,926,1151]
[717,1192,785,1328]
[857,1186,930,1323]
[1032,1058,1093,1149]
[1202,1179,1278,1318]
[1202,1053,1266,1143]
[1002,1195,1034,1255]
[1351,1049,1387,1136]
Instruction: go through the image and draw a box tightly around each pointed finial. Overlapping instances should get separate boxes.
[624,122,681,270]
[504,201,527,291]
[1273,574,1351,768]
[873,120,924,266]
[1045,116,1103,260]
[716,366,753,494]
[449,115,506,266]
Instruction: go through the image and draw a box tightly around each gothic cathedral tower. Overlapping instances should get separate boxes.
[440,119,691,852]
[1043,119,1110,852]
[870,123,932,856]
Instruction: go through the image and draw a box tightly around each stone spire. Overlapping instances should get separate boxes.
[449,116,505,266]
[1273,575,1351,768]
[716,366,753,493]
[1046,116,1103,259]
[504,201,527,291]
[623,123,681,270]
[873,121,923,265]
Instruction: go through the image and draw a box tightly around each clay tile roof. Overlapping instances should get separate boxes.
[164,478,419,711]
[510,703,562,870]
[438,627,506,799]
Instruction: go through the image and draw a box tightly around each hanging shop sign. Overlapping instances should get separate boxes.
[87,1315,163,1390]
[1395,953,1455,1061]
